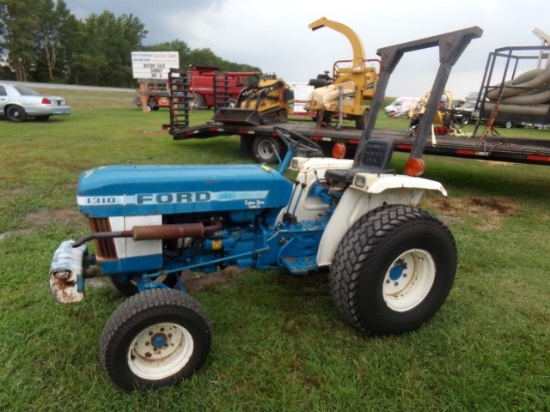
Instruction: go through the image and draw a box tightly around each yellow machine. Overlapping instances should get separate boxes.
[213,77,294,126]
[306,17,378,129]
[409,90,458,135]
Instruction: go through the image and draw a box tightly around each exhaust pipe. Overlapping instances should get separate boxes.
[73,220,223,248]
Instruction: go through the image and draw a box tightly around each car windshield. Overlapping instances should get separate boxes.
[13,85,41,96]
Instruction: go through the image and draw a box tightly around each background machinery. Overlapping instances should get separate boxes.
[306,17,379,130]
[212,76,294,126]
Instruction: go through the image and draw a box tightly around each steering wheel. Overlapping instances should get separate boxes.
[273,126,323,156]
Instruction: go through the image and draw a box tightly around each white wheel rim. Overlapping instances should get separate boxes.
[257,140,275,160]
[382,248,436,312]
[128,322,194,380]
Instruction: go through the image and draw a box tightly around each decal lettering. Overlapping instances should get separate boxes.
[137,192,212,205]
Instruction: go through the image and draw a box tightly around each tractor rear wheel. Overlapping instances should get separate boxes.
[329,205,456,335]
[100,289,212,391]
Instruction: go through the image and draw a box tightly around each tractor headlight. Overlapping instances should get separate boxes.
[354,174,367,189]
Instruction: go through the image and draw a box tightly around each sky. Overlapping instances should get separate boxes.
[63,0,550,100]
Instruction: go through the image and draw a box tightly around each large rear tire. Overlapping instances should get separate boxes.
[100,289,212,391]
[330,205,456,335]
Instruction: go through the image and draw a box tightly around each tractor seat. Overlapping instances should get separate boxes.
[325,139,395,184]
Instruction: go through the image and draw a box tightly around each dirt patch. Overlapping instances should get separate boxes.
[0,209,84,242]
[425,196,518,231]
[24,209,82,226]
[180,266,246,292]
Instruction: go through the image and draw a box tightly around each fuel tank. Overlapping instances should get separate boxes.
[77,164,293,218]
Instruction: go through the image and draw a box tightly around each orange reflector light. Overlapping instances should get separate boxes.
[405,158,425,176]
[332,143,347,159]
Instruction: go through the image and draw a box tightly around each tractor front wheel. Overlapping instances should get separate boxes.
[330,205,456,335]
[100,289,211,391]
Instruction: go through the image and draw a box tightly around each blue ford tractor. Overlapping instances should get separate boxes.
[48,27,482,391]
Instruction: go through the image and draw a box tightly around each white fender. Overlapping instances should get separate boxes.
[317,173,447,266]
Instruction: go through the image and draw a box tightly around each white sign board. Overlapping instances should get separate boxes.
[131,51,179,79]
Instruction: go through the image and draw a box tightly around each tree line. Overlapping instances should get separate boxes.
[0,0,262,87]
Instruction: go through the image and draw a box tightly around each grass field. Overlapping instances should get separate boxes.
[0,88,549,411]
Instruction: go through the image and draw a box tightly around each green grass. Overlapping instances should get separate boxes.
[0,89,549,411]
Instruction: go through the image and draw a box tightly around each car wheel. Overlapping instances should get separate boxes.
[6,106,28,122]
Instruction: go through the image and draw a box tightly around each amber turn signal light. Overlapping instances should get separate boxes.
[404,158,425,176]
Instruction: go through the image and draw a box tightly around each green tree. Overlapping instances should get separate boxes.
[69,11,147,86]
[0,0,39,81]
[34,0,75,82]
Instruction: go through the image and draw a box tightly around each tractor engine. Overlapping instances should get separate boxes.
[75,164,293,275]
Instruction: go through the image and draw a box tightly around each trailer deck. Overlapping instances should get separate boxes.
[170,120,550,166]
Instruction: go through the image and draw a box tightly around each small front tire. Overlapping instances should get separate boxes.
[100,289,212,391]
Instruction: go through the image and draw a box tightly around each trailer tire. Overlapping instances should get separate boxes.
[330,205,456,335]
[252,136,284,164]
[100,289,212,391]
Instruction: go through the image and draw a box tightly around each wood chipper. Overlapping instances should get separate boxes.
[306,17,379,129]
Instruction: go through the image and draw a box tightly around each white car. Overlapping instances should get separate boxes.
[384,97,420,118]
[0,83,71,122]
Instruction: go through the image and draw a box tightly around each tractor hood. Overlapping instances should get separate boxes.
[77,164,292,218]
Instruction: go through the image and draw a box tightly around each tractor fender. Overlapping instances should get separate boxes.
[317,173,447,266]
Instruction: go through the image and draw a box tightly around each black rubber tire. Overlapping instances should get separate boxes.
[252,136,283,164]
[100,289,212,391]
[330,205,457,335]
[355,110,369,130]
[6,105,28,122]
[110,274,178,296]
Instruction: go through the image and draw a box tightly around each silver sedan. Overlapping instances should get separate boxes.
[0,83,71,122]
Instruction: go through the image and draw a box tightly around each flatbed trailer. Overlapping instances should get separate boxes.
[168,120,550,166]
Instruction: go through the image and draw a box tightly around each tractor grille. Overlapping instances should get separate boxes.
[89,218,117,260]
